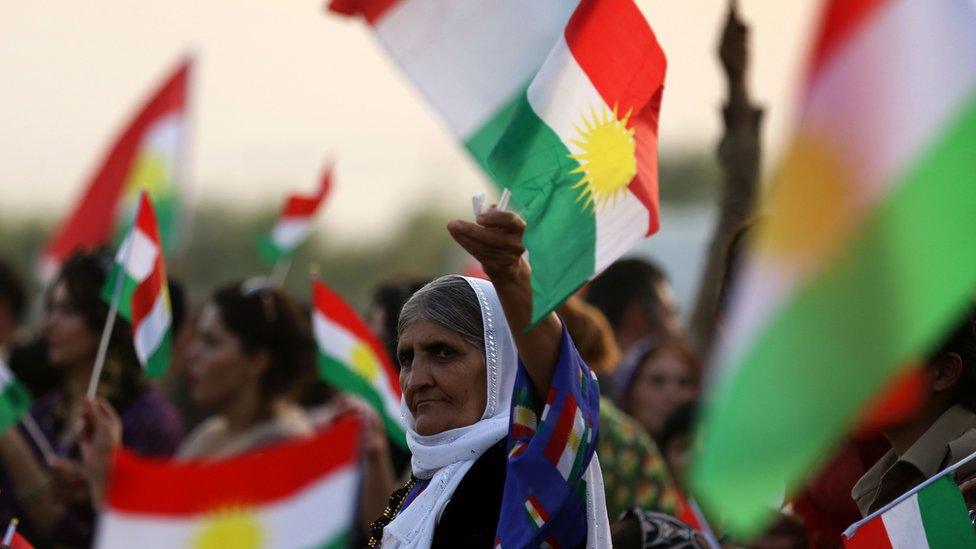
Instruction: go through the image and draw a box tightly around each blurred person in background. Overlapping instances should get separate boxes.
[657,400,699,489]
[0,258,26,362]
[559,296,680,518]
[621,340,700,443]
[851,302,976,516]
[369,275,432,363]
[585,258,683,399]
[81,279,397,538]
[0,250,183,546]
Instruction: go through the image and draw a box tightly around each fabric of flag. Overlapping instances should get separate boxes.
[0,358,30,435]
[311,278,407,447]
[257,164,333,264]
[692,0,976,535]
[8,529,34,549]
[328,0,578,175]
[95,415,362,549]
[486,0,667,324]
[495,325,599,548]
[843,476,976,548]
[102,192,172,379]
[40,59,190,280]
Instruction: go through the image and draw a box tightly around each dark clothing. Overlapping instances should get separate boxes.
[0,387,182,546]
[431,440,507,548]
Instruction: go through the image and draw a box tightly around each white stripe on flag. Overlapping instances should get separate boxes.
[134,292,171,366]
[881,494,929,549]
[121,229,159,283]
[270,218,312,251]
[375,0,579,139]
[312,312,402,421]
[556,407,585,480]
[95,465,359,549]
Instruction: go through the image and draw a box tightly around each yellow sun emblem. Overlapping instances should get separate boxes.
[193,507,264,549]
[350,342,380,382]
[569,103,637,211]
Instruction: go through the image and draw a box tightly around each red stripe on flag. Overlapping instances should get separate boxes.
[130,195,167,327]
[312,279,400,395]
[528,495,551,522]
[42,59,189,271]
[280,165,333,218]
[843,515,893,549]
[544,394,578,466]
[807,0,889,84]
[564,0,665,236]
[563,0,666,119]
[106,415,361,515]
[328,0,401,25]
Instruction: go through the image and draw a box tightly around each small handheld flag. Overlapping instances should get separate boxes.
[0,358,31,436]
[98,191,173,386]
[311,277,407,447]
[257,163,333,265]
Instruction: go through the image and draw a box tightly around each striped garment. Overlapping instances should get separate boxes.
[495,326,600,548]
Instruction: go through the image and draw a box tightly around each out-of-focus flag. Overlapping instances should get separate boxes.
[843,476,975,548]
[311,277,406,447]
[256,163,333,265]
[693,0,976,535]
[95,415,362,548]
[40,58,190,279]
[0,357,31,435]
[102,192,172,379]
[486,0,666,324]
[327,0,578,177]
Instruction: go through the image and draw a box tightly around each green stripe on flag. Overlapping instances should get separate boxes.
[694,92,976,534]
[317,530,350,549]
[464,91,527,177]
[317,352,407,448]
[487,94,597,324]
[918,476,976,547]
[0,382,31,434]
[144,330,172,379]
[256,234,289,265]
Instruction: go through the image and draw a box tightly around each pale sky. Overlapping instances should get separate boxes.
[0,1,819,243]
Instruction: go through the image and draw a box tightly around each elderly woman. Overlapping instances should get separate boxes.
[367,207,610,547]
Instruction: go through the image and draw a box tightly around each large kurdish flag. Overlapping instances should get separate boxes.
[693,0,976,534]
[487,0,667,323]
[41,58,190,279]
[328,0,578,172]
[312,278,406,447]
[0,358,31,435]
[103,192,172,379]
[257,164,333,264]
[95,416,362,548]
[843,476,976,548]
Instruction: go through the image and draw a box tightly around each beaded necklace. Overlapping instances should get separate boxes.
[367,476,419,547]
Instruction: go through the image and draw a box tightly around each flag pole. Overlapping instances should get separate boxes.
[86,209,138,399]
[2,518,17,546]
[843,445,976,538]
[269,257,293,288]
[20,415,56,466]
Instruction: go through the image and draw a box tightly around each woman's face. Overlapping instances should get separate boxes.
[397,319,487,436]
[45,281,99,368]
[185,303,262,410]
[627,348,696,437]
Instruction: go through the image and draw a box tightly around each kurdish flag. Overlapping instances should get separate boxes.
[487,0,667,323]
[0,358,31,435]
[843,476,976,548]
[312,278,406,447]
[327,0,578,173]
[257,163,333,264]
[693,0,976,534]
[95,415,362,548]
[41,58,190,279]
[104,192,172,378]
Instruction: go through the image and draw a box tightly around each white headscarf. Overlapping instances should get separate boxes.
[383,276,610,548]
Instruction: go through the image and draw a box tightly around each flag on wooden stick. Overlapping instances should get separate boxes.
[102,191,173,379]
[257,163,333,264]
